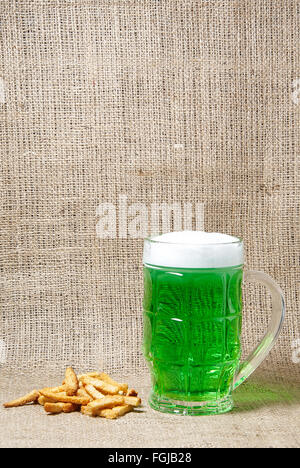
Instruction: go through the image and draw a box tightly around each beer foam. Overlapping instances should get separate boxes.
[143,231,243,268]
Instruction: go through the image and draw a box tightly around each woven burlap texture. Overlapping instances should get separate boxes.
[0,0,299,448]
[0,372,299,448]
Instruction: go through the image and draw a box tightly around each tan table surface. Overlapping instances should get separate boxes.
[0,371,299,448]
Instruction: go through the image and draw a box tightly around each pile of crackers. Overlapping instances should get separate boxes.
[3,368,141,419]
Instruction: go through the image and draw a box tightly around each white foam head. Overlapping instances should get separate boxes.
[143,231,243,268]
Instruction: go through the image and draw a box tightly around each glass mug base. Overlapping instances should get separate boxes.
[149,392,233,416]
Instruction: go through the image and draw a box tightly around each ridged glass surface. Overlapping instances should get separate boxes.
[143,265,243,402]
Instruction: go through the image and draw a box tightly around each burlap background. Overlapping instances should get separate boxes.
[0,0,299,448]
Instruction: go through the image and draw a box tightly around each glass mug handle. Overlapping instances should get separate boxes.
[233,270,285,389]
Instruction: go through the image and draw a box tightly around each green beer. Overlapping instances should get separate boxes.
[143,231,244,415]
[143,231,285,415]
[143,264,243,414]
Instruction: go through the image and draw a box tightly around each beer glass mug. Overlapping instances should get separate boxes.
[142,231,285,415]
